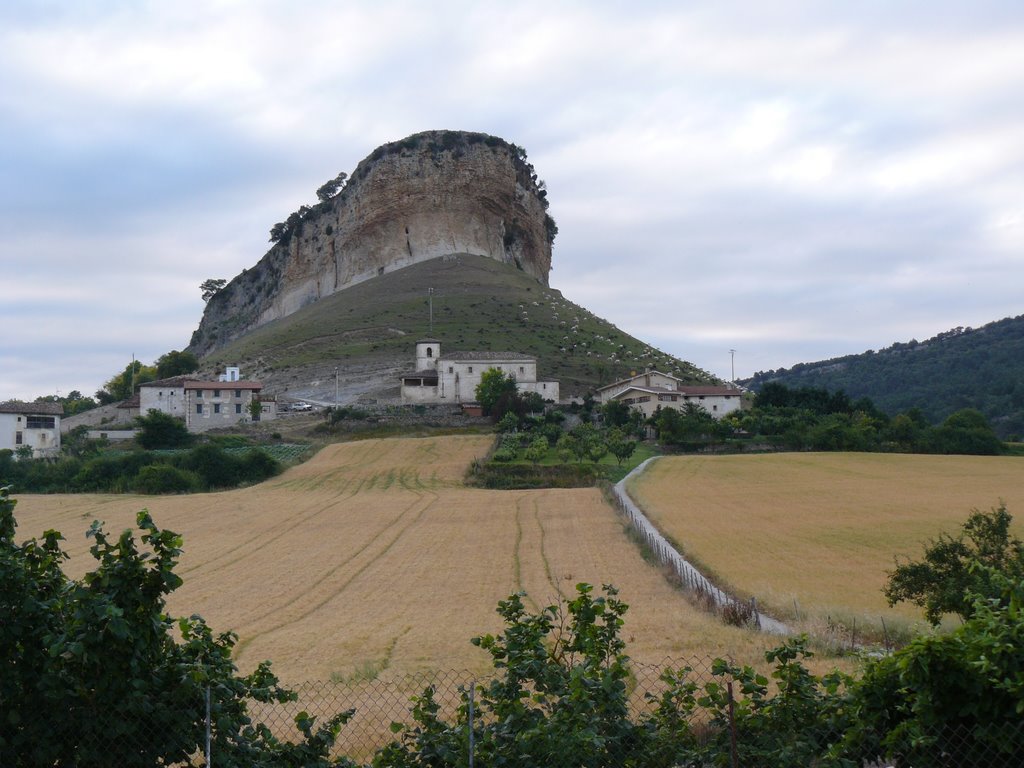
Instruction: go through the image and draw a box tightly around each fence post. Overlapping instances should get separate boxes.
[468,680,475,768]
[205,684,212,768]
[727,681,738,768]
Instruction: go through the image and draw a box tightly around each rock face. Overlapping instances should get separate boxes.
[189,130,555,356]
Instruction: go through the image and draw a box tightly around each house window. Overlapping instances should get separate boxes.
[196,390,203,398]
[26,416,56,429]
[713,405,719,411]
[15,431,22,445]
[235,403,242,414]
[214,404,221,414]
[448,366,453,373]
[196,404,203,414]
[213,389,221,397]
[468,366,473,373]
[519,366,524,373]
[426,347,433,358]
[235,389,241,398]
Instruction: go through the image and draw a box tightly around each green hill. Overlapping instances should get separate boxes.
[199,254,713,402]
[744,315,1024,438]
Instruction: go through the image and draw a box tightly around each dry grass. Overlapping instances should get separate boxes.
[628,452,1024,633]
[13,435,804,684]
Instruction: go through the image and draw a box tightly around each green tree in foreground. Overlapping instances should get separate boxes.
[0,488,354,767]
[884,503,1024,625]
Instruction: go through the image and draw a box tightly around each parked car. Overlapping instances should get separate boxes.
[291,401,313,411]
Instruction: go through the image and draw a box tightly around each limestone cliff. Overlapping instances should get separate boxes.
[189,130,555,356]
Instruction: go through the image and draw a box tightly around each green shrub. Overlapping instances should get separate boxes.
[133,465,198,494]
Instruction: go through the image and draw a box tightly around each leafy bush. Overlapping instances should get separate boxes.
[133,464,198,494]
[0,490,354,767]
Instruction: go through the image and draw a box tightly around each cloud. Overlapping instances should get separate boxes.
[2,1,1024,400]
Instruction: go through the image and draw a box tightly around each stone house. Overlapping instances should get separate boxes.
[0,401,63,458]
[138,371,276,433]
[596,371,743,420]
[400,339,559,404]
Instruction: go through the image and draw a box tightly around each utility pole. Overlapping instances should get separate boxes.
[428,287,434,335]
[729,349,736,384]
[334,367,339,405]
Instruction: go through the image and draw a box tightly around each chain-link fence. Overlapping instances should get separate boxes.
[6,658,1023,767]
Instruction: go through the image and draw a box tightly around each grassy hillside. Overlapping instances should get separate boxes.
[198,255,712,401]
[744,315,1024,438]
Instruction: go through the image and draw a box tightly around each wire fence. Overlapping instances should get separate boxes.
[7,659,1023,767]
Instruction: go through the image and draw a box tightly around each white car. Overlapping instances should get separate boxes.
[290,401,313,411]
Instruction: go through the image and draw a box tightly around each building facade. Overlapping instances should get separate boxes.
[400,339,559,404]
[0,402,63,458]
[139,372,276,433]
[596,371,743,420]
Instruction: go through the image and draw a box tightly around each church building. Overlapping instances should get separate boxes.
[400,339,559,404]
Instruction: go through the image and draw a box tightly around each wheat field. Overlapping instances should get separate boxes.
[627,452,1024,630]
[13,436,784,683]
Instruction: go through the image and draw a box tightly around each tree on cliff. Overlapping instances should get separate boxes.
[200,278,226,302]
[316,171,348,202]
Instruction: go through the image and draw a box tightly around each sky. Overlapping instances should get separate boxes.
[3,0,1023,401]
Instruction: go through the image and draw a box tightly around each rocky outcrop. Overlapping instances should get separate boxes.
[189,130,555,356]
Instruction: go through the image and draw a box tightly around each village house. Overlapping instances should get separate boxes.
[0,401,63,458]
[400,339,559,404]
[595,370,743,420]
[138,369,276,433]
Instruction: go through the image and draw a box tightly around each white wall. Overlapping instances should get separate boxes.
[0,412,61,457]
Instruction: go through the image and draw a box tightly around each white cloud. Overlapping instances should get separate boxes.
[3,1,1024,399]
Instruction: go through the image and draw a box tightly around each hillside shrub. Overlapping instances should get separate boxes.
[133,465,198,495]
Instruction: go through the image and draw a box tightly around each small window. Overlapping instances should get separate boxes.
[468,366,473,373]
[213,389,221,397]
[159,391,163,396]
[426,347,433,358]
[15,431,23,445]
[235,403,242,414]
[448,366,453,373]
[713,405,719,411]
[519,366,524,374]
[214,404,221,414]
[196,390,203,398]
[196,404,203,414]
[235,389,241,398]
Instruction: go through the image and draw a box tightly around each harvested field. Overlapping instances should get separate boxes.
[628,452,1024,631]
[13,436,790,684]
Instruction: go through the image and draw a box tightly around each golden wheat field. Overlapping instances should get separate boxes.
[627,452,1024,630]
[13,436,784,684]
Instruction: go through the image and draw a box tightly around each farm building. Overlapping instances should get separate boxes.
[400,339,559,404]
[596,371,743,420]
[138,370,277,433]
[0,401,63,458]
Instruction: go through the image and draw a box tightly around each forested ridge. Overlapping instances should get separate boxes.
[745,314,1024,439]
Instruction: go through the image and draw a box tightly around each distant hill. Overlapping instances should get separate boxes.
[743,315,1024,438]
[198,254,714,403]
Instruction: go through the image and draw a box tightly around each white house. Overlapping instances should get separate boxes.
[596,371,743,420]
[138,370,276,433]
[0,401,63,458]
[400,339,559,404]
